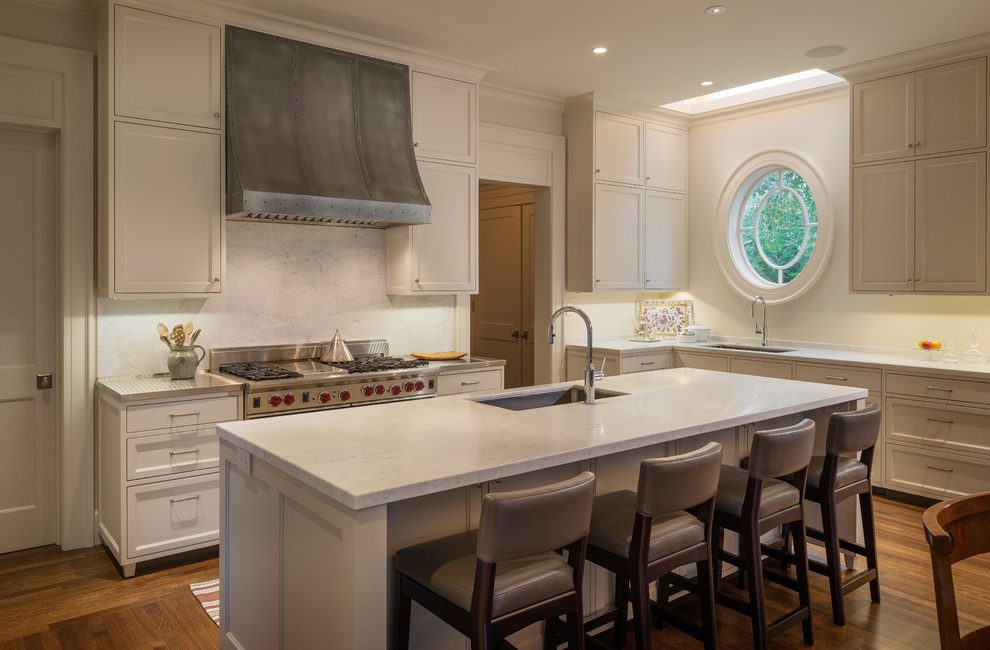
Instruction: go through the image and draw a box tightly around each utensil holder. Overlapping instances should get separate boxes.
[168,345,206,380]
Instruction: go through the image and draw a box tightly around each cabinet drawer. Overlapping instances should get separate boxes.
[620,351,671,374]
[126,395,238,432]
[885,373,990,404]
[885,443,990,499]
[675,352,728,372]
[126,426,219,480]
[437,369,503,395]
[794,363,881,393]
[729,357,792,380]
[885,397,990,457]
[126,473,219,557]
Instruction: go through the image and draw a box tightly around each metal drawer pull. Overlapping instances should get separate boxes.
[169,493,201,503]
[926,465,954,473]
[640,361,655,366]
[169,411,201,418]
[825,375,847,381]
[169,447,201,456]
[926,386,953,392]
[461,380,481,386]
[927,417,955,424]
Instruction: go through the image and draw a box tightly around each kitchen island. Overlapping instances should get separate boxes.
[217,368,866,649]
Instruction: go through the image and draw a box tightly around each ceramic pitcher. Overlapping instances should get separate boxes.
[168,344,206,380]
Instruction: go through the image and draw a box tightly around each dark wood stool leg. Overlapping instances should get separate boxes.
[613,571,628,648]
[542,618,556,650]
[697,558,717,650]
[395,579,412,650]
[860,490,881,603]
[566,609,585,650]
[712,525,725,593]
[790,519,815,646]
[630,564,652,650]
[821,494,846,626]
[742,528,769,650]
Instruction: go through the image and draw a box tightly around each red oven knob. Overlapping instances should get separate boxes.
[403,381,414,393]
[268,394,282,407]
[415,380,425,391]
[374,384,385,395]
[283,393,295,406]
[319,391,332,404]
[362,385,374,397]
[339,390,351,401]
[390,384,402,396]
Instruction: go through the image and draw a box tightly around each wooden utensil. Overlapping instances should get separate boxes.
[156,322,169,338]
[190,329,202,345]
[169,324,186,347]
[159,335,172,348]
[184,321,194,340]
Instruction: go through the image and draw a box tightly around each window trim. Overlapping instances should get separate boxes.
[714,149,833,304]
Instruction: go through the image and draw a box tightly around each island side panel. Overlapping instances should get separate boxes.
[220,440,388,650]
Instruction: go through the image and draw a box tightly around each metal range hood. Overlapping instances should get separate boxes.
[224,26,431,227]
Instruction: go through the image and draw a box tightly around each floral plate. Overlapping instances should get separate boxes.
[637,300,694,338]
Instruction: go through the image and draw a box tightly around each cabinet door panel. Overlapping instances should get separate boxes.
[916,58,987,157]
[114,122,221,294]
[413,162,477,292]
[644,190,686,290]
[915,153,986,292]
[114,6,222,129]
[411,72,476,164]
[594,112,642,185]
[852,73,915,163]
[644,122,687,192]
[851,162,914,292]
[593,183,642,290]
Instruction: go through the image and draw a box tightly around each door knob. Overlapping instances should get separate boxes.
[511,329,520,339]
[37,374,53,390]
[521,330,529,340]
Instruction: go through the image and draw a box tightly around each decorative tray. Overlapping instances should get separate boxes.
[636,299,694,338]
[411,351,467,360]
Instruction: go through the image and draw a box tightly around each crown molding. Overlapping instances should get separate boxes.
[564,92,690,127]
[688,82,848,127]
[834,32,990,82]
[479,83,564,112]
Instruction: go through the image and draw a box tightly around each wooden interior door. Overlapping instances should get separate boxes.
[521,203,536,385]
[0,127,57,553]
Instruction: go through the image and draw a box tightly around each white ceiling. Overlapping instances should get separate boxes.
[234,0,990,106]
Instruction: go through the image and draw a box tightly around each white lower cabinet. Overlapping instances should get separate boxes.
[436,367,504,396]
[98,389,241,577]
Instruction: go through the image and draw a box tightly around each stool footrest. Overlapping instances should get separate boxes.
[806,527,869,556]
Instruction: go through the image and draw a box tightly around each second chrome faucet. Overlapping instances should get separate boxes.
[752,296,768,347]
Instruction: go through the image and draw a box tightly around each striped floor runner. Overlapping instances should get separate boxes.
[190,578,220,626]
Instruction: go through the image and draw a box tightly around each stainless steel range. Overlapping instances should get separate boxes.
[210,340,438,419]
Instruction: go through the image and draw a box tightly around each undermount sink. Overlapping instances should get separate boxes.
[705,343,795,354]
[473,386,627,411]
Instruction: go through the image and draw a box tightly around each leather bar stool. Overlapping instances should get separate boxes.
[394,471,596,650]
[801,403,881,626]
[712,419,816,649]
[582,442,723,650]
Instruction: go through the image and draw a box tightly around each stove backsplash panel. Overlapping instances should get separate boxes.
[97,221,455,376]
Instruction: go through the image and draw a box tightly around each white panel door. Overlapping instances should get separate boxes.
[915,153,987,292]
[594,183,642,290]
[644,122,687,192]
[413,162,477,292]
[644,190,687,290]
[114,5,222,129]
[852,73,915,164]
[851,162,915,292]
[411,71,476,164]
[114,121,221,294]
[0,128,56,553]
[916,58,987,157]
[594,112,643,185]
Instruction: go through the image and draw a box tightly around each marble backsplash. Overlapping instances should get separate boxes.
[97,221,455,377]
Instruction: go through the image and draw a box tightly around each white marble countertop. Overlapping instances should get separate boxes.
[97,372,244,402]
[567,336,990,380]
[217,368,865,510]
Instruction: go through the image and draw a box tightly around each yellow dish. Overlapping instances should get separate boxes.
[411,351,467,360]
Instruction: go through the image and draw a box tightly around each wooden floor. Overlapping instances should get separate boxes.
[0,496,987,648]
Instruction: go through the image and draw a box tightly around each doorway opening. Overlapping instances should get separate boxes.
[472,183,540,389]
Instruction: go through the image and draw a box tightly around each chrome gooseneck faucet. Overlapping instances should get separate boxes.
[548,305,601,405]
[752,296,768,347]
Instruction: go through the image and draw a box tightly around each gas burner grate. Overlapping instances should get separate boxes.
[219,362,303,381]
[332,356,429,374]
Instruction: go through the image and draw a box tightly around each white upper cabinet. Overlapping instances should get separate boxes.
[114,6,222,129]
[644,190,687,290]
[594,183,642,290]
[644,122,688,192]
[113,122,221,294]
[853,57,987,164]
[916,59,987,157]
[851,162,915,292]
[594,112,643,185]
[411,71,477,164]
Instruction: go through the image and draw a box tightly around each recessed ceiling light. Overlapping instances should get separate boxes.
[805,45,847,59]
[705,6,727,15]
[700,80,715,87]
[592,47,608,55]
